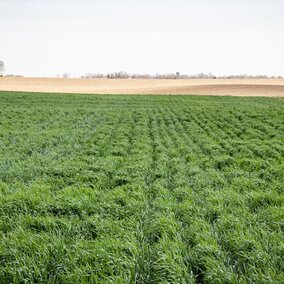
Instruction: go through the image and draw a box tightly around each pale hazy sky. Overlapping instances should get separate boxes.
[0,0,283,77]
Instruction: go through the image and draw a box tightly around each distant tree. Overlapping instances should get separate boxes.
[108,71,129,79]
[0,61,5,76]
[62,73,70,79]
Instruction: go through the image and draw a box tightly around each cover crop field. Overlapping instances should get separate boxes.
[0,92,283,283]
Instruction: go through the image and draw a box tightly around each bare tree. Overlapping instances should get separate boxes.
[62,73,70,79]
[109,71,129,79]
[0,61,5,76]
[82,73,105,78]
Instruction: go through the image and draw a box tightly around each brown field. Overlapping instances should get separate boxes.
[0,77,284,97]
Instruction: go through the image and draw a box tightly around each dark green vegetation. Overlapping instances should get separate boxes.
[0,92,283,283]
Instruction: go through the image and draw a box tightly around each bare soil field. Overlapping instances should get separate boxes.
[1,77,284,96]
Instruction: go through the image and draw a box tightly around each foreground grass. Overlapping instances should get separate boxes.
[0,92,283,283]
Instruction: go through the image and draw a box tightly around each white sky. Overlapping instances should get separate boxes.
[0,0,283,77]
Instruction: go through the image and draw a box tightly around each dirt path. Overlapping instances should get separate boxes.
[1,77,284,97]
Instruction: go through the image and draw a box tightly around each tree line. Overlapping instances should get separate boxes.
[0,61,282,79]
[82,71,283,79]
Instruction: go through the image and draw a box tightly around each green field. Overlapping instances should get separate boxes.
[0,92,283,283]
